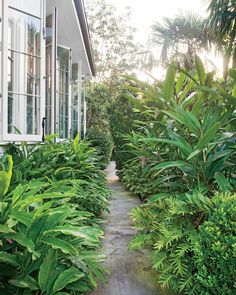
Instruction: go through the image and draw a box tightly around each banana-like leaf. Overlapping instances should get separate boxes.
[42,237,78,256]
[0,224,15,233]
[44,226,102,244]
[9,276,38,290]
[163,62,176,101]
[0,251,19,266]
[196,122,220,150]
[53,267,84,293]
[4,232,39,259]
[195,55,206,85]
[176,72,186,95]
[38,249,57,292]
[215,173,233,193]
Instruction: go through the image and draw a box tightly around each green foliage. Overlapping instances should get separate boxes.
[86,127,113,168]
[119,59,236,199]
[8,136,110,216]
[0,137,110,294]
[129,191,212,294]
[195,194,236,295]
[118,57,236,294]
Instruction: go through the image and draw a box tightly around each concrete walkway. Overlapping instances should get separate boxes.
[90,162,171,295]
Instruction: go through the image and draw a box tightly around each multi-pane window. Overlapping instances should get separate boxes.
[7,6,41,135]
[56,46,70,139]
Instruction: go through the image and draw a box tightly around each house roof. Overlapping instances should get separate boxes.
[73,0,96,76]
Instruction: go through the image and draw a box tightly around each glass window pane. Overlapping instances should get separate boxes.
[8,0,41,18]
[8,93,40,135]
[7,6,41,136]
[8,8,41,56]
[8,51,40,95]
[56,46,70,139]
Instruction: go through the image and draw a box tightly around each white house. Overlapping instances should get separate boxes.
[0,0,95,152]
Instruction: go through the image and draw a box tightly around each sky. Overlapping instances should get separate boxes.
[108,0,222,80]
[110,0,208,43]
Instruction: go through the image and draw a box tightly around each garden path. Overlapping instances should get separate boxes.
[90,161,169,295]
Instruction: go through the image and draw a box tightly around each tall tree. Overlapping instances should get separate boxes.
[206,0,236,80]
[85,0,140,82]
[149,11,208,69]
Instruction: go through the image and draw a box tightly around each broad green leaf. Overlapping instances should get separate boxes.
[9,276,38,290]
[187,149,201,161]
[195,55,205,85]
[196,122,220,150]
[10,212,33,227]
[148,193,171,203]
[232,84,236,97]
[4,232,38,258]
[154,161,196,176]
[42,237,78,256]
[45,226,102,243]
[141,138,192,154]
[53,267,84,293]
[0,224,15,233]
[0,171,9,198]
[0,251,19,266]
[176,72,186,94]
[215,173,233,193]
[204,70,215,87]
[163,62,176,101]
[38,249,57,292]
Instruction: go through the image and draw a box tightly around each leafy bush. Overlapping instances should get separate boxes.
[129,191,213,294]
[119,57,236,294]
[7,136,110,216]
[195,194,236,295]
[0,137,110,294]
[86,126,113,168]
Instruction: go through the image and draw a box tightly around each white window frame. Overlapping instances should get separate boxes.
[56,44,72,140]
[2,0,45,142]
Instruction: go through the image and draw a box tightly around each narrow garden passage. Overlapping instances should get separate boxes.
[91,162,170,295]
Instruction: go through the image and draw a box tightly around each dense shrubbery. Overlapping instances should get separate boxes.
[195,194,236,295]
[129,192,236,295]
[0,136,110,294]
[86,127,113,169]
[116,57,236,294]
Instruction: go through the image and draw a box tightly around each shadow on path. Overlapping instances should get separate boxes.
[90,162,172,295]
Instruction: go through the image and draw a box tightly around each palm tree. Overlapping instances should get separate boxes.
[149,11,208,69]
[206,0,236,80]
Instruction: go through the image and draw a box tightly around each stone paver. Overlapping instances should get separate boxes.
[90,162,171,295]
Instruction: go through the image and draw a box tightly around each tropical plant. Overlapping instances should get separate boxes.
[0,173,105,294]
[0,137,110,294]
[119,57,236,198]
[206,0,236,80]
[129,191,213,294]
[149,11,209,68]
[129,192,236,294]
[7,136,110,216]
[86,126,113,169]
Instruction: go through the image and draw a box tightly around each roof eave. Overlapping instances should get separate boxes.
[73,0,96,77]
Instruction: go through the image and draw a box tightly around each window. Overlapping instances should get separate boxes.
[2,0,44,141]
[56,46,70,139]
[7,8,41,135]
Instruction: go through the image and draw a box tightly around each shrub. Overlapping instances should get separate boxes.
[195,194,236,295]
[86,126,113,168]
[129,191,213,294]
[7,136,110,216]
[0,137,110,294]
